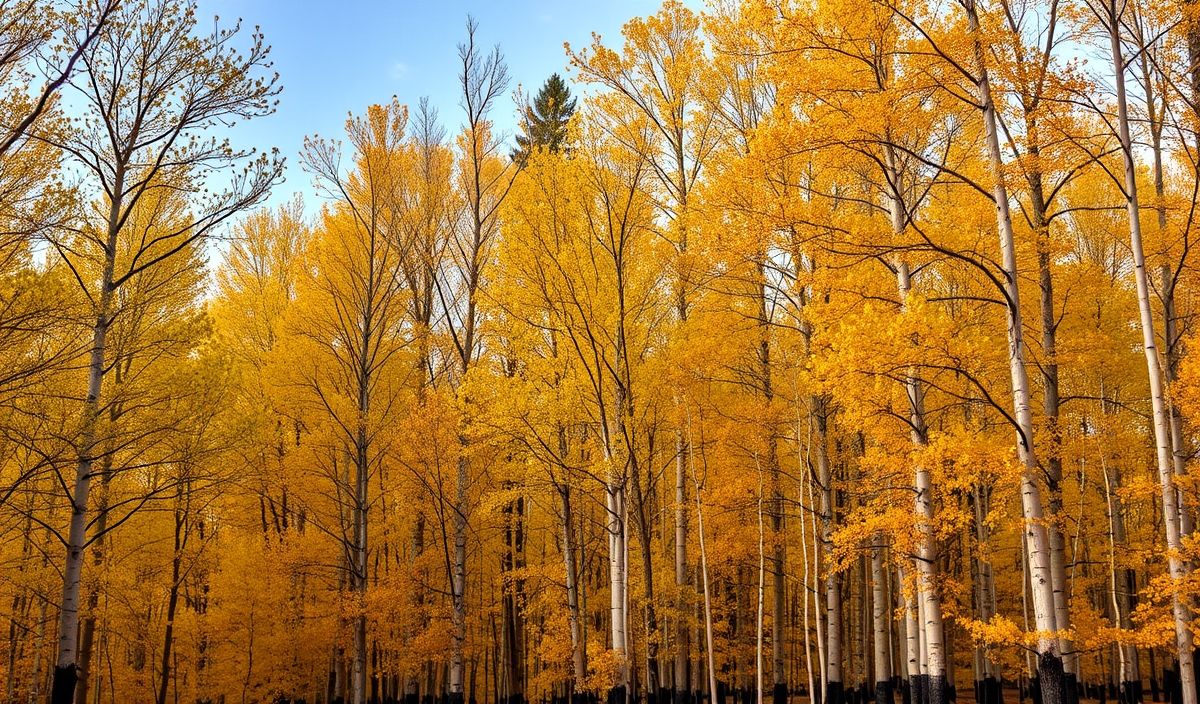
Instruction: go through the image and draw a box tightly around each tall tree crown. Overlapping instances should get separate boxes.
[512,73,576,163]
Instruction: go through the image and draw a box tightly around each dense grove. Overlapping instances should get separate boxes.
[3,0,1200,703]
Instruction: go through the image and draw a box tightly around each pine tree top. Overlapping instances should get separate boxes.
[512,73,577,164]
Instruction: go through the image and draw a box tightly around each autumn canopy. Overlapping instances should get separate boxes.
[1,1,1200,704]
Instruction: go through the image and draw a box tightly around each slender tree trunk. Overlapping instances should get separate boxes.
[900,567,920,704]
[895,261,947,704]
[693,459,718,704]
[884,151,948,704]
[1031,168,1078,704]
[965,6,1064,702]
[631,465,662,704]
[913,459,945,704]
[756,263,787,704]
[1103,460,1141,703]
[757,463,767,704]
[451,448,470,704]
[52,189,121,704]
[971,485,1000,704]
[561,483,587,696]
[1161,267,1194,539]
[810,452,827,703]
[872,545,894,704]
[813,399,842,704]
[676,428,690,704]
[74,452,113,704]
[156,494,186,704]
[770,434,787,704]
[1105,7,1196,701]
[799,442,818,704]
[608,475,630,704]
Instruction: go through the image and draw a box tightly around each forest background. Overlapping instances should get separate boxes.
[2,1,1200,704]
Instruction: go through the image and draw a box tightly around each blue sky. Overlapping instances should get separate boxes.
[196,0,672,211]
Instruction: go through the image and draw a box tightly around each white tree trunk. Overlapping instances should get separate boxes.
[1102,464,1132,692]
[899,566,920,704]
[676,428,690,699]
[55,315,108,684]
[757,462,766,704]
[1105,6,1196,701]
[697,493,718,703]
[561,485,586,689]
[966,4,1064,701]
[799,432,818,704]
[871,545,893,704]
[352,430,369,704]
[450,451,469,702]
[54,203,119,704]
[608,482,630,701]
[689,419,718,704]
[887,153,948,704]
[813,403,842,702]
[896,260,947,704]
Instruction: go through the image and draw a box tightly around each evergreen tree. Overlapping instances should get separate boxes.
[512,73,576,163]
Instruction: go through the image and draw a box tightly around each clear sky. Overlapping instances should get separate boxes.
[196,0,673,211]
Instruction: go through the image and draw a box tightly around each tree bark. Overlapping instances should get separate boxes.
[965,5,1064,702]
[900,566,920,704]
[1104,5,1196,701]
[693,454,719,704]
[560,483,587,695]
[676,429,690,704]
[51,182,121,704]
[156,489,187,704]
[813,399,842,704]
[872,545,894,704]
[608,480,630,704]
[757,464,767,704]
[451,449,469,704]
[631,462,662,704]
[74,448,114,704]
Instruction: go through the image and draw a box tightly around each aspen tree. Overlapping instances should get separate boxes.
[301,98,416,704]
[569,10,721,698]
[40,2,281,701]
[443,20,511,703]
[961,2,1065,700]
[988,4,1124,688]
[1097,0,1196,696]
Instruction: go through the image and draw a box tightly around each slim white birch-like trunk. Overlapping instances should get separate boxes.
[561,485,586,689]
[886,150,948,704]
[899,566,920,704]
[965,4,1064,701]
[695,479,718,704]
[757,459,766,704]
[54,198,120,704]
[687,418,718,704]
[871,545,893,704]
[811,400,842,704]
[1102,464,1129,689]
[450,452,469,703]
[676,426,690,700]
[1104,4,1196,699]
[896,261,947,704]
[798,418,817,704]
[608,482,630,702]
[809,442,828,699]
